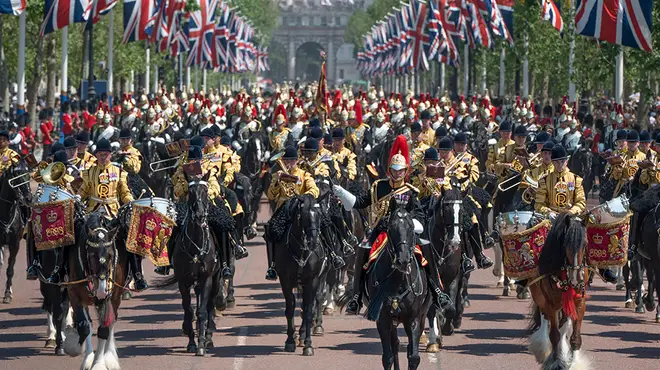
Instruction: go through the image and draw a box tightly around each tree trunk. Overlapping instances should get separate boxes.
[27,37,45,129]
[529,71,537,99]
[0,15,8,113]
[636,75,651,130]
[541,73,549,106]
[46,34,57,109]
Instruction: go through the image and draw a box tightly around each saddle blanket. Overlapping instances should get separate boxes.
[363,232,427,270]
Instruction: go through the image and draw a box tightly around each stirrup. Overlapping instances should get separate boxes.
[345,294,362,315]
[265,268,278,281]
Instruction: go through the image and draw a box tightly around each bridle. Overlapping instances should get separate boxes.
[182,180,211,264]
[286,197,321,267]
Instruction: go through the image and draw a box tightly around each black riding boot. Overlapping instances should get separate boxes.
[421,244,454,313]
[46,247,67,284]
[130,253,148,291]
[218,230,233,279]
[346,246,369,314]
[342,209,359,253]
[461,234,476,275]
[325,227,346,270]
[232,215,248,260]
[599,268,618,284]
[468,225,493,269]
[26,235,40,280]
[264,225,277,281]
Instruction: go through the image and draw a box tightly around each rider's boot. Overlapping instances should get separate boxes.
[218,231,233,279]
[154,231,175,276]
[478,214,494,249]
[342,209,359,253]
[264,225,277,281]
[130,253,149,291]
[232,216,249,260]
[461,234,476,274]
[421,243,454,313]
[599,268,618,284]
[26,238,40,280]
[345,246,368,315]
[468,224,493,269]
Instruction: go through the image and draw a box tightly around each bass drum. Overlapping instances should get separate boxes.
[33,184,76,204]
[130,197,177,221]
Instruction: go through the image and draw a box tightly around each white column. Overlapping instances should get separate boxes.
[523,34,529,97]
[17,12,26,112]
[107,11,114,100]
[195,65,199,91]
[145,46,150,94]
[186,67,191,90]
[61,27,69,99]
[463,43,469,97]
[288,40,296,81]
[202,68,207,92]
[415,71,420,94]
[499,48,505,98]
[178,54,183,91]
[327,39,334,84]
[439,63,445,95]
[615,47,624,104]
[130,70,134,93]
[568,7,576,102]
[481,51,487,94]
[153,64,158,93]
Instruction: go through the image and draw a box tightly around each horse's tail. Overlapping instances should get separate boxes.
[152,275,178,289]
[528,302,542,334]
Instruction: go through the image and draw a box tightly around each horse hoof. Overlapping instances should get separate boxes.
[635,306,646,314]
[206,340,214,349]
[463,300,471,308]
[643,294,657,312]
[2,296,11,304]
[496,281,504,288]
[323,307,334,315]
[616,284,625,291]
[521,292,531,300]
[45,339,56,348]
[313,326,324,336]
[453,318,463,329]
[302,347,314,356]
[226,299,236,309]
[420,331,428,344]
[426,343,440,353]
[55,346,65,356]
[284,343,296,352]
[625,300,634,308]
[441,325,454,336]
[186,344,197,353]
[502,289,509,297]
[121,291,132,300]
[196,348,206,356]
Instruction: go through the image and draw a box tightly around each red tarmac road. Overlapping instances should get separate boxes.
[0,200,659,369]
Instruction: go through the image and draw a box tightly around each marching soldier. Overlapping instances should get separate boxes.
[264,145,320,281]
[77,139,148,290]
[332,135,451,315]
[535,143,617,284]
[330,128,357,182]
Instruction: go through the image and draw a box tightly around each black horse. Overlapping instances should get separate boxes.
[0,165,30,303]
[138,135,171,198]
[156,175,223,355]
[568,144,594,198]
[240,130,269,233]
[364,197,431,370]
[273,194,325,356]
[635,199,660,322]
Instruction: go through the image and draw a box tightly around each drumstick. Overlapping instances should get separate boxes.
[138,189,147,199]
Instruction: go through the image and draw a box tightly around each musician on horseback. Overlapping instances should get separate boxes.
[269,104,293,154]
[0,130,20,174]
[410,123,430,165]
[73,131,96,170]
[116,128,143,174]
[330,128,357,182]
[26,151,75,281]
[77,139,148,290]
[535,144,617,284]
[264,145,320,281]
[332,135,450,315]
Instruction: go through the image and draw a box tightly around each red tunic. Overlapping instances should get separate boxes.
[62,113,74,136]
[40,120,54,145]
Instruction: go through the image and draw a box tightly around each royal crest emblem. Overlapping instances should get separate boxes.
[47,210,58,223]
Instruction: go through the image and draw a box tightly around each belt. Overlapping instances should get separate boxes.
[90,196,118,204]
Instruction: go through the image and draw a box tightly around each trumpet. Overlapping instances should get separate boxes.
[149,155,183,172]
[498,173,538,193]
[9,160,49,188]
[445,152,467,175]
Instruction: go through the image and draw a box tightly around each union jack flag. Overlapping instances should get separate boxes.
[122,0,156,44]
[575,0,652,52]
[256,46,269,72]
[541,0,563,32]
[487,0,513,45]
[214,2,231,70]
[428,0,459,67]
[405,0,429,71]
[186,0,218,67]
[40,0,90,36]
[0,0,26,15]
[171,12,189,57]
[465,0,493,48]
[89,0,117,25]
[497,0,514,37]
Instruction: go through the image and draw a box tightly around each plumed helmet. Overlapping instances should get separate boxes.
[388,135,410,171]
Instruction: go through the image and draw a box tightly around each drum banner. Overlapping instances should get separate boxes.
[502,219,551,279]
[363,232,427,270]
[586,214,631,268]
[126,204,176,267]
[31,199,76,251]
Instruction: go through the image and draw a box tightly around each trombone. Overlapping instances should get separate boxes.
[9,160,49,188]
[149,155,183,172]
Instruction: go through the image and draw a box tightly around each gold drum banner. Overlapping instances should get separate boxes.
[586,215,630,268]
[502,219,551,279]
[31,199,76,251]
[126,204,176,267]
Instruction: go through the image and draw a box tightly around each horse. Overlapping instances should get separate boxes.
[363,196,430,370]
[273,194,325,356]
[636,201,660,322]
[138,135,171,198]
[63,210,128,370]
[425,185,464,352]
[155,174,223,355]
[568,144,594,198]
[528,213,591,370]
[240,130,269,233]
[0,164,30,304]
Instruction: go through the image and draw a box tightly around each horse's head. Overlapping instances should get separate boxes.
[292,194,321,250]
[386,196,415,274]
[541,213,587,289]
[84,211,119,300]
[186,172,211,224]
[436,185,463,249]
[0,165,31,207]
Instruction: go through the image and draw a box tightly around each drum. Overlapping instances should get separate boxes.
[33,184,76,204]
[126,198,177,266]
[497,211,549,279]
[586,196,631,268]
[131,197,177,221]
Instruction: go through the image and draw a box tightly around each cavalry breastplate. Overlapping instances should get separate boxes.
[369,185,412,228]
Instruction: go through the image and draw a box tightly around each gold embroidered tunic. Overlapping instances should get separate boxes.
[332,147,357,181]
[78,163,134,217]
[266,166,319,209]
[535,168,585,216]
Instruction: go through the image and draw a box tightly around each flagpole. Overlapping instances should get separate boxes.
[60,26,69,115]
[202,68,207,92]
[145,45,151,94]
[178,54,183,91]
[186,66,191,90]
[523,33,529,97]
[568,2,576,102]
[17,12,26,114]
[615,46,624,104]
[130,70,135,94]
[463,43,469,97]
[107,10,114,107]
[153,64,159,94]
[195,65,199,91]
[439,63,445,96]
[499,47,505,98]
[481,51,487,94]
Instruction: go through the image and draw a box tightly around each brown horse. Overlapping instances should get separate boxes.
[528,213,591,370]
[63,211,128,370]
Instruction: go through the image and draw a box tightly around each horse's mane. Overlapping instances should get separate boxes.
[539,213,585,275]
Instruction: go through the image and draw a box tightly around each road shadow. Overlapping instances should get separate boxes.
[130,303,183,313]
[210,344,279,358]
[590,330,660,344]
[0,317,45,330]
[584,314,647,326]
[116,328,184,341]
[327,341,381,356]
[333,327,380,340]
[463,312,526,322]
[463,292,500,302]
[123,313,181,325]
[0,345,41,360]
[248,292,284,302]
[0,332,41,343]
[119,344,173,357]
[0,306,42,317]
[236,283,280,291]
[444,342,528,356]
[216,324,285,337]
[462,328,528,341]
[592,346,660,360]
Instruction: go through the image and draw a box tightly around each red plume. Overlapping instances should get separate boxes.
[354,100,363,125]
[388,135,410,176]
[274,104,287,121]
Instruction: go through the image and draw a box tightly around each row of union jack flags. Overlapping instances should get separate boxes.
[16,0,268,72]
[356,0,653,78]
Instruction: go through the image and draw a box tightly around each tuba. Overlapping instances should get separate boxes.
[41,162,67,185]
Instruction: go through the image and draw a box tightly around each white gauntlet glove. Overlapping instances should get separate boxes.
[332,184,356,211]
[413,219,424,234]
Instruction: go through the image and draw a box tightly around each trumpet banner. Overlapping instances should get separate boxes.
[502,220,550,279]
[586,215,630,268]
[126,204,176,267]
[31,199,76,251]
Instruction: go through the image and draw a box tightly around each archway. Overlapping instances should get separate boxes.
[295,42,324,82]
[265,40,287,84]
